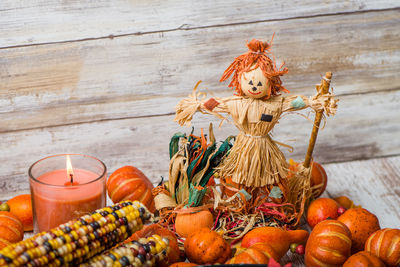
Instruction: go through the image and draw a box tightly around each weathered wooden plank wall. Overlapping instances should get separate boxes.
[0,1,399,201]
[2,9,400,132]
[1,0,398,47]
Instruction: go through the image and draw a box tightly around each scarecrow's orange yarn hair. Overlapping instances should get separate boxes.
[220,37,289,98]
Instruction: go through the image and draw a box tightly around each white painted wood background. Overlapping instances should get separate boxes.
[0,1,399,263]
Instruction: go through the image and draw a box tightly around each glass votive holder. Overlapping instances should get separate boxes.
[29,154,106,233]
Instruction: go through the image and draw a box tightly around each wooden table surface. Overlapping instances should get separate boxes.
[1,1,399,266]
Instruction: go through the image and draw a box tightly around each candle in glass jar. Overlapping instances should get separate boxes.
[29,154,106,232]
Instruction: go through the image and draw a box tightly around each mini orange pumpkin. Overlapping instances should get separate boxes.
[241,227,309,260]
[307,197,340,228]
[310,162,328,197]
[305,220,352,267]
[0,211,24,249]
[226,242,279,264]
[343,251,385,267]
[365,228,400,267]
[184,228,231,264]
[7,194,33,231]
[338,207,380,253]
[175,209,214,238]
[107,166,155,212]
[288,160,327,198]
[126,224,181,265]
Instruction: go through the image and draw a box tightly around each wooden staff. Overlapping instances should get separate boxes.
[303,72,332,168]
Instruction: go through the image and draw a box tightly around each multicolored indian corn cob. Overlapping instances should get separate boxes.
[80,234,169,267]
[0,201,152,267]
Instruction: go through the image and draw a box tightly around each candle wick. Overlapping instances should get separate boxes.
[70,173,74,185]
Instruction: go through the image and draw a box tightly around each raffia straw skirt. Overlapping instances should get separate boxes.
[218,132,289,187]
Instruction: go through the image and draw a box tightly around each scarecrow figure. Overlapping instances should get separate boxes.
[175,38,337,205]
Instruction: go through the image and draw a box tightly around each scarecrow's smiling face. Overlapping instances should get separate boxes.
[240,67,270,99]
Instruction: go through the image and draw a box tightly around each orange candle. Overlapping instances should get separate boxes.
[29,154,106,232]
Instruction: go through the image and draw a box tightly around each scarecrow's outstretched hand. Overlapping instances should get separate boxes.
[309,92,338,116]
[174,83,231,126]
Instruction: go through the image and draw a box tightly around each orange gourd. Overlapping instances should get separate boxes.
[288,229,310,245]
[175,209,213,238]
[241,227,309,260]
[343,251,385,267]
[184,228,231,264]
[305,220,352,267]
[338,207,380,253]
[365,228,400,267]
[7,194,33,231]
[107,166,155,212]
[125,224,181,265]
[0,211,24,249]
[226,242,279,264]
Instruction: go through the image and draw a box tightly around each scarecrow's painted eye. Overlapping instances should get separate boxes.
[257,81,262,86]
[249,80,253,85]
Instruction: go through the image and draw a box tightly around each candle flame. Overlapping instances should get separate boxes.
[66,155,74,179]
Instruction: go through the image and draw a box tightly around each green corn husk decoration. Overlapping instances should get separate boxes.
[167,123,234,205]
[199,135,235,187]
[169,132,186,159]
[187,184,207,207]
